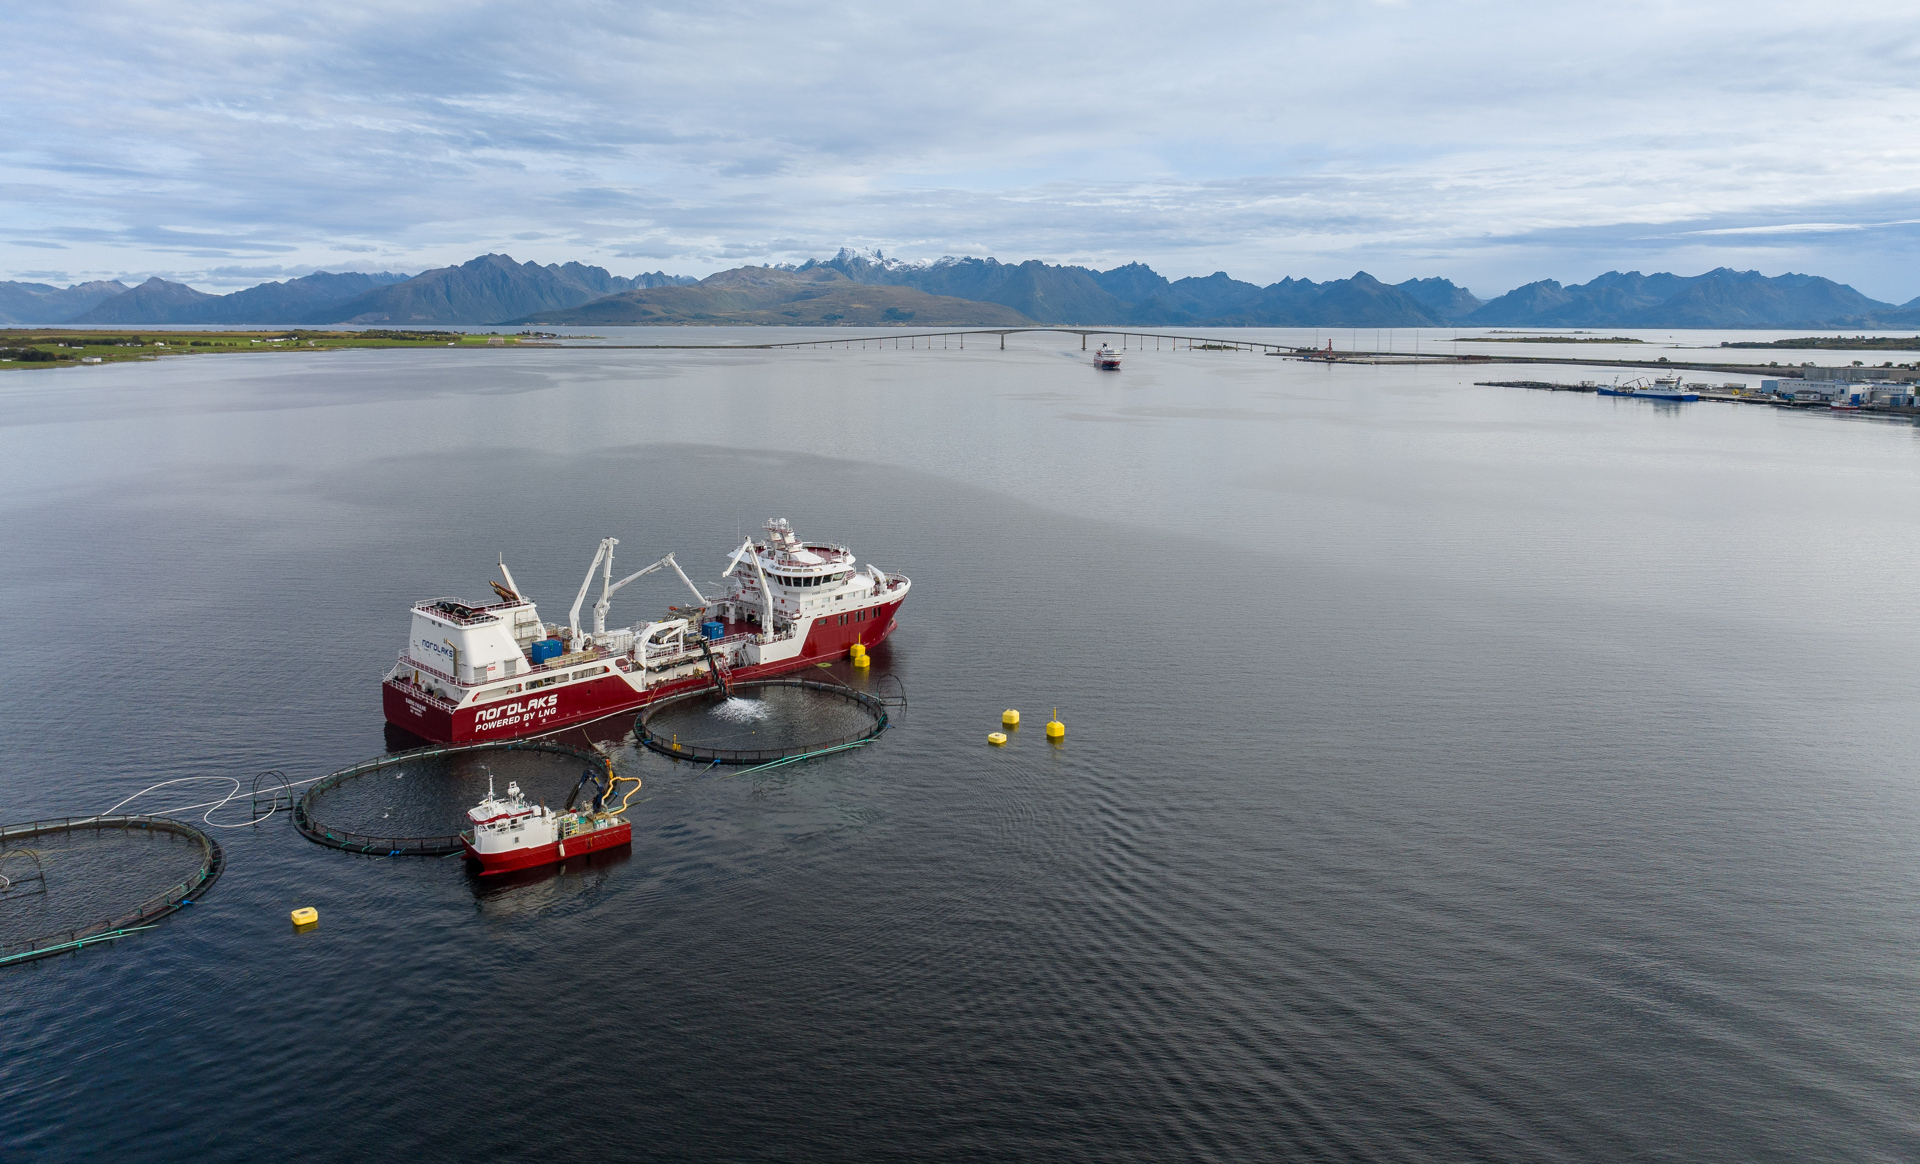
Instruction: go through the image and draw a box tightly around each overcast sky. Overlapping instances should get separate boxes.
[5,0,1919,300]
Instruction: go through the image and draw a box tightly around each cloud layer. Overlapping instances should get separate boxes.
[6,0,1920,299]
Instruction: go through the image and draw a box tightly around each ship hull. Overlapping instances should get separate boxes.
[1596,387,1698,402]
[385,598,905,744]
[462,820,633,874]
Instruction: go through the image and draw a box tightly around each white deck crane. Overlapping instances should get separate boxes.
[724,536,777,639]
[568,537,709,641]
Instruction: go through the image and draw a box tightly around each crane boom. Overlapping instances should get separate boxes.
[568,538,617,642]
[573,541,713,639]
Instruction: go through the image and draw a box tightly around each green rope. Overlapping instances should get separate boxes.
[0,924,160,967]
[724,738,873,778]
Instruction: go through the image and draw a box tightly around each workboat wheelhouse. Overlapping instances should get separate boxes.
[382,519,909,743]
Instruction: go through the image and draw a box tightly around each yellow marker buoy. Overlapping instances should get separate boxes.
[290,907,318,927]
[853,653,870,668]
[849,642,866,659]
[1002,709,1020,727]
[988,732,1008,746]
[1046,709,1065,740]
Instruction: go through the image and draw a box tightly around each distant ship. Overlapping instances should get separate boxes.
[1595,375,1698,402]
[1093,343,1121,370]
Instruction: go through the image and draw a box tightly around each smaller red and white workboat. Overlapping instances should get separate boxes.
[1094,343,1122,370]
[461,776,633,875]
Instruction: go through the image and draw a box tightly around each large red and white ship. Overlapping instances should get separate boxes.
[382,519,910,743]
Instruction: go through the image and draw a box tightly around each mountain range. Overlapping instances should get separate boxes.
[511,266,1028,326]
[0,279,135,324]
[803,250,1473,327]
[1463,268,1920,329]
[72,270,412,325]
[6,248,1919,330]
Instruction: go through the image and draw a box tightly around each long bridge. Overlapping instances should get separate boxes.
[758,327,1291,353]
[536,327,1809,377]
[553,327,1298,354]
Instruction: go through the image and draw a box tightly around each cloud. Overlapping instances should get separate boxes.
[3,0,1919,297]
[1681,220,1920,237]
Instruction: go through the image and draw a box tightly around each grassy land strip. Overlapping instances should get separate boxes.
[1721,336,1920,352]
[0,328,565,371]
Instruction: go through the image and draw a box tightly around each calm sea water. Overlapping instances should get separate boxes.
[4,332,1920,1160]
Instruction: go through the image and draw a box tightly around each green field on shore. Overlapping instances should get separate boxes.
[0,328,556,371]
[1722,336,1920,351]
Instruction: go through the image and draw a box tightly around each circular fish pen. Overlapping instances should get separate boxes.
[0,816,224,967]
[636,679,890,765]
[295,739,608,857]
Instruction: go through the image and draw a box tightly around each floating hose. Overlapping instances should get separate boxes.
[99,773,325,829]
[0,924,160,968]
[724,737,875,778]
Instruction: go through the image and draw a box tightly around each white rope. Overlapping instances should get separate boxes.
[97,773,324,829]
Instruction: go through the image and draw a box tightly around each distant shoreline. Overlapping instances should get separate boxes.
[5,324,1915,375]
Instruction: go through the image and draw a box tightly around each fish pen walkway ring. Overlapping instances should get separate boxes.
[636,679,891,765]
[294,738,607,857]
[0,815,224,968]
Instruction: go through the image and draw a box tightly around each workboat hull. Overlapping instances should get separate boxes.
[1596,387,1698,402]
[462,819,633,874]
[385,597,905,744]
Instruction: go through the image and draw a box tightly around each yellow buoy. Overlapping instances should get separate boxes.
[849,642,866,659]
[853,653,870,668]
[988,731,1008,746]
[1002,709,1020,727]
[1046,709,1064,740]
[290,907,318,926]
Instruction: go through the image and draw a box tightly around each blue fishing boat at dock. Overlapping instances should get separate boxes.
[1595,374,1698,402]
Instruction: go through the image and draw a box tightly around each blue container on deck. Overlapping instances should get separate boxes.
[702,621,724,641]
[530,638,564,665]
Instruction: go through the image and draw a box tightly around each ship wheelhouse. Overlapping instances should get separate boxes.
[718,517,893,631]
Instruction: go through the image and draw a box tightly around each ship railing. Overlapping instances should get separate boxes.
[390,647,607,692]
[391,610,818,694]
[411,596,529,627]
[388,679,459,711]
[640,629,759,667]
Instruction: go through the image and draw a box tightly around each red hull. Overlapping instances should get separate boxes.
[462,819,633,874]
[386,600,903,744]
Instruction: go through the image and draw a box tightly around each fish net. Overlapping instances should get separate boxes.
[0,817,223,967]
[637,679,889,764]
[295,740,606,857]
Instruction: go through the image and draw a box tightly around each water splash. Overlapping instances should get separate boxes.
[713,697,770,723]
